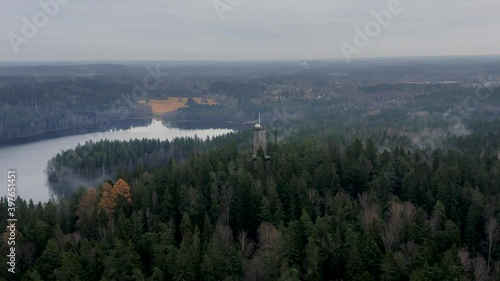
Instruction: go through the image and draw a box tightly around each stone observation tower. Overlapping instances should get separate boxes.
[253,113,270,160]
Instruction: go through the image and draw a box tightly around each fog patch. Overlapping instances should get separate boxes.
[409,115,471,149]
[46,163,112,198]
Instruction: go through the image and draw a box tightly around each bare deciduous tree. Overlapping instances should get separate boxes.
[403,202,416,222]
[473,254,488,281]
[237,230,254,259]
[243,222,283,281]
[258,221,282,251]
[458,248,471,274]
[216,222,233,250]
[381,202,404,251]
[308,189,318,206]
[485,216,499,272]
[308,189,322,214]
[69,232,81,248]
[358,193,381,232]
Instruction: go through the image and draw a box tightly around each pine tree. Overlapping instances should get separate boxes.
[278,261,301,281]
[102,239,143,280]
[35,239,61,280]
[76,188,98,238]
[362,239,382,277]
[55,250,84,281]
[380,251,405,281]
[259,196,272,222]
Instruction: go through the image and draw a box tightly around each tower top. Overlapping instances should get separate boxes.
[254,112,262,128]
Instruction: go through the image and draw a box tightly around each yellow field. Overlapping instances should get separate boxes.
[145,97,218,115]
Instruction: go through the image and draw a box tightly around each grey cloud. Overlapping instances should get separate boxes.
[1,0,499,61]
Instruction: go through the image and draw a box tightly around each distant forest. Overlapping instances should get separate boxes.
[2,60,500,142]
[0,76,151,141]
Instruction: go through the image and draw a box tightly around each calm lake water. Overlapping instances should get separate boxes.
[0,119,237,203]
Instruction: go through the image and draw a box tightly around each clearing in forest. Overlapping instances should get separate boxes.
[145,97,218,115]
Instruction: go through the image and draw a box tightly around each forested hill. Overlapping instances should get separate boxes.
[0,76,152,141]
[1,132,500,280]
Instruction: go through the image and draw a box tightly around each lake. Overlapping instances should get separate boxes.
[0,119,239,203]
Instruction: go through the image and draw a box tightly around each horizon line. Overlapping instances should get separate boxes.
[1,53,500,65]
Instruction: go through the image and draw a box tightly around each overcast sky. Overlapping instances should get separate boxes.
[1,0,499,61]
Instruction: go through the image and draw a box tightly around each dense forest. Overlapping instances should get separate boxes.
[2,60,499,142]
[2,127,500,280]
[45,135,241,196]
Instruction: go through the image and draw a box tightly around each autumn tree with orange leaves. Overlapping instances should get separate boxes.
[99,179,132,216]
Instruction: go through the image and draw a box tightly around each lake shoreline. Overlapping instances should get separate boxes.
[0,118,153,148]
[0,120,236,203]
[0,118,252,148]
